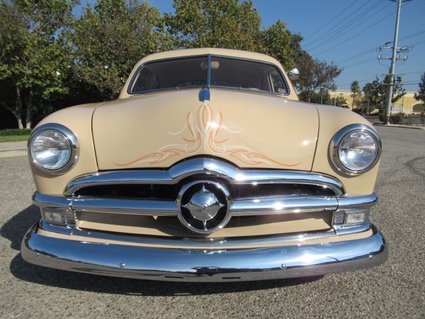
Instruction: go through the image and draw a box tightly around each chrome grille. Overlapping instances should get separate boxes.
[67,157,343,217]
[34,157,377,238]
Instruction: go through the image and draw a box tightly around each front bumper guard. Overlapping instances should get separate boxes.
[21,223,387,282]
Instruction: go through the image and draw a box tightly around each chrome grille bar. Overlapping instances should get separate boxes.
[72,197,178,216]
[33,193,377,218]
[64,157,344,196]
[230,196,338,216]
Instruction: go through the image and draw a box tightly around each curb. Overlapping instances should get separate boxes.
[0,141,27,158]
[373,123,425,130]
[0,150,27,158]
[0,141,27,152]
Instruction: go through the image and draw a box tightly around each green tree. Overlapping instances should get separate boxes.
[363,79,384,112]
[0,0,75,128]
[362,76,405,113]
[71,0,169,100]
[261,20,295,69]
[296,54,342,103]
[385,75,406,106]
[166,1,308,71]
[166,0,261,51]
[414,72,425,104]
[287,32,309,67]
[350,80,361,110]
[298,89,347,107]
[334,95,348,107]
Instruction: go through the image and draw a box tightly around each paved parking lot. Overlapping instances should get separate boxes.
[0,126,424,319]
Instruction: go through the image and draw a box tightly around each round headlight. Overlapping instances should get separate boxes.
[330,124,381,176]
[29,124,78,174]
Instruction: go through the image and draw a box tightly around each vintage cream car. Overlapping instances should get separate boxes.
[22,48,386,282]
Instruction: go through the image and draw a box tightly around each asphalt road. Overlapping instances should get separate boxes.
[0,126,424,319]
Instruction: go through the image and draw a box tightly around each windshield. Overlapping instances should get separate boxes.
[129,55,288,95]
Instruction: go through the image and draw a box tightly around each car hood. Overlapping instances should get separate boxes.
[92,88,319,170]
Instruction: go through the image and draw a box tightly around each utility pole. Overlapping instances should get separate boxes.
[382,0,409,125]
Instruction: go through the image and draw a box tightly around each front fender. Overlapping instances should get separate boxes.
[31,104,99,195]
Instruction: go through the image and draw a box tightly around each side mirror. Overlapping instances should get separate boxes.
[288,68,300,80]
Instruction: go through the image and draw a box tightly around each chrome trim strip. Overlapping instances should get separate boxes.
[38,221,372,249]
[230,196,338,216]
[33,192,377,219]
[64,157,344,196]
[72,197,179,216]
[21,223,387,282]
[33,193,71,208]
[334,223,371,236]
[337,193,378,208]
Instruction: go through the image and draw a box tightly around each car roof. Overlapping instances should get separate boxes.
[137,48,284,69]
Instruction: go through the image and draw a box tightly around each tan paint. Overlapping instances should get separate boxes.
[93,88,318,170]
[31,104,99,195]
[313,105,380,196]
[36,227,373,250]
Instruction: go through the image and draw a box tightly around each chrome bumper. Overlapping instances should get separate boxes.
[21,223,387,282]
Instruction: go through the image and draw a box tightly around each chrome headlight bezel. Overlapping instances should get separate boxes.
[28,123,78,175]
[329,124,381,176]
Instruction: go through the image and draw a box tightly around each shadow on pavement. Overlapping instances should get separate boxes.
[2,205,322,296]
[1,205,39,250]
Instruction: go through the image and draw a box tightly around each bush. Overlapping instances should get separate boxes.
[378,113,425,125]
[0,128,32,136]
[401,115,425,125]
[390,113,404,124]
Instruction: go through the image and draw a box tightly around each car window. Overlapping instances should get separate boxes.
[131,57,208,93]
[130,55,288,95]
[210,57,287,93]
[269,69,288,94]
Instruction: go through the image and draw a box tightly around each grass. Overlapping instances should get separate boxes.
[0,135,29,143]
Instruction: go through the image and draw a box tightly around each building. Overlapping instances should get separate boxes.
[329,90,423,114]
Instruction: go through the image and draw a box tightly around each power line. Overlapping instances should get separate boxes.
[410,40,425,47]
[304,0,379,49]
[310,5,392,53]
[308,0,412,54]
[305,0,387,50]
[334,30,425,65]
[398,29,425,42]
[302,0,362,42]
[303,0,373,48]
[314,11,395,56]
[338,71,422,89]
[398,71,424,75]
[342,58,377,70]
[339,76,384,87]
[334,48,376,65]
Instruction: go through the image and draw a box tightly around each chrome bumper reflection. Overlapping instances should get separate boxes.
[21,223,387,282]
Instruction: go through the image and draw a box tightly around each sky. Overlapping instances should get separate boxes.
[81,0,425,91]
